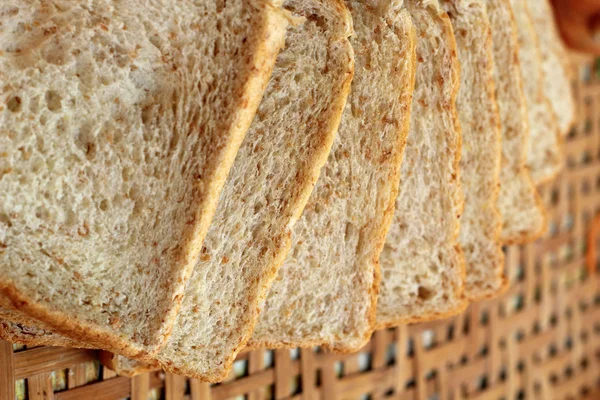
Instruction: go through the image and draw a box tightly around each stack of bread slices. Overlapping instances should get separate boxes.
[0,0,574,381]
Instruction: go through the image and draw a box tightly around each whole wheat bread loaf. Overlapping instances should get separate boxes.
[440,0,505,300]
[0,0,288,357]
[376,0,467,327]
[145,0,354,381]
[486,0,545,244]
[525,0,575,136]
[249,0,417,352]
[509,0,563,184]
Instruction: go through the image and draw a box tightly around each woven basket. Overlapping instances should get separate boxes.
[2,54,600,400]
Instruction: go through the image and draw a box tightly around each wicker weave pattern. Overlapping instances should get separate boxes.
[1,55,600,400]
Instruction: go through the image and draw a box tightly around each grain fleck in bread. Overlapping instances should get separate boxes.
[509,0,563,184]
[148,0,354,381]
[249,0,416,352]
[0,0,289,357]
[376,0,467,327]
[440,0,505,300]
[486,0,546,244]
[525,0,575,136]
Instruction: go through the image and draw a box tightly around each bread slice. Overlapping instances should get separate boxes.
[486,0,545,244]
[143,0,354,381]
[525,0,575,136]
[439,0,505,300]
[376,0,467,327]
[249,0,416,353]
[509,0,563,184]
[0,0,289,357]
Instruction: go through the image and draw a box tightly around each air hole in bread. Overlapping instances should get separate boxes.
[121,167,132,183]
[141,106,153,126]
[36,136,45,153]
[99,199,109,211]
[100,75,113,86]
[6,96,22,112]
[417,286,434,301]
[31,156,44,173]
[306,13,327,30]
[35,206,48,220]
[345,223,357,241]
[45,90,62,112]
[0,213,12,227]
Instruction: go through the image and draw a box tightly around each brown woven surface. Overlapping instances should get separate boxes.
[2,54,600,400]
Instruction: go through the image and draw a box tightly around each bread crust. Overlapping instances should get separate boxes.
[0,0,290,360]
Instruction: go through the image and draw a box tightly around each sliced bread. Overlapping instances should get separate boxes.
[486,0,546,244]
[509,0,563,184]
[439,0,505,299]
[376,0,467,327]
[525,0,575,136]
[0,0,289,357]
[145,0,354,381]
[249,0,417,352]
